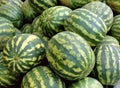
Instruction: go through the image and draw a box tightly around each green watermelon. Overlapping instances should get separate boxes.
[28,0,58,13]
[59,0,102,9]
[2,34,45,74]
[110,15,120,43]
[46,31,95,80]
[69,77,103,88]
[64,8,107,46]
[0,3,23,28]
[0,17,15,50]
[32,6,72,37]
[82,1,113,31]
[94,35,120,86]
[21,66,65,88]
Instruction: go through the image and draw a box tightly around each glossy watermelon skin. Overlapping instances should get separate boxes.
[111,15,120,43]
[21,66,65,88]
[0,17,15,50]
[59,0,102,9]
[3,34,45,74]
[32,6,72,37]
[46,31,95,80]
[64,8,107,46]
[0,3,23,28]
[0,53,19,88]
[94,36,120,86]
[28,0,58,13]
[69,77,103,88]
[82,1,113,31]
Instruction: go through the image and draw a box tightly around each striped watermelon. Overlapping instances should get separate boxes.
[69,77,103,88]
[0,3,23,28]
[82,1,113,31]
[22,0,38,22]
[46,31,95,80]
[94,35,120,86]
[2,34,45,74]
[0,53,19,87]
[64,8,107,46]
[21,66,65,88]
[32,6,72,37]
[110,15,120,43]
[59,0,102,9]
[0,17,15,50]
[106,0,120,13]
[28,0,58,13]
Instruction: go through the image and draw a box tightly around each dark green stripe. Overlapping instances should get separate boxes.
[38,66,51,88]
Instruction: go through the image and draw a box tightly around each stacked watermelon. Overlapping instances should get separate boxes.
[0,0,119,88]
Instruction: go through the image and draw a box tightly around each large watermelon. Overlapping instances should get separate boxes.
[46,31,95,80]
[64,8,107,46]
[82,1,113,31]
[94,35,120,86]
[21,66,65,88]
[2,34,45,74]
[32,6,72,37]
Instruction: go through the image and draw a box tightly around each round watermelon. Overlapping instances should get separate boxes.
[64,8,107,46]
[46,31,95,80]
[2,34,46,74]
[94,36,120,86]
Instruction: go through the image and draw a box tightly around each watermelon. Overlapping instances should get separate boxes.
[21,66,65,88]
[59,0,102,9]
[0,3,23,28]
[0,17,15,50]
[28,0,58,13]
[110,15,120,43]
[2,34,45,74]
[69,77,103,88]
[64,8,107,46]
[94,35,120,86]
[31,6,72,37]
[82,1,113,31]
[46,31,95,80]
